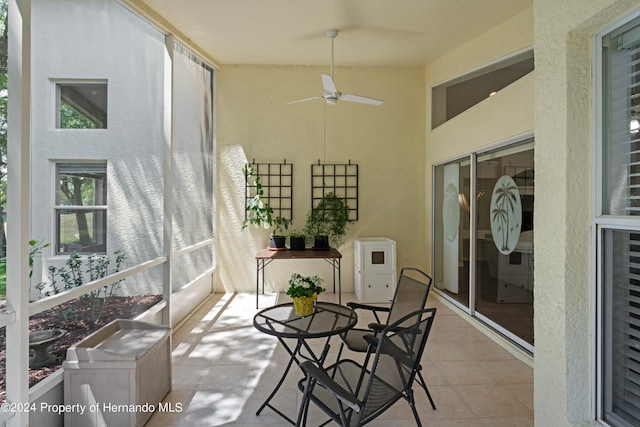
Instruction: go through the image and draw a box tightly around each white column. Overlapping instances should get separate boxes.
[6,0,31,426]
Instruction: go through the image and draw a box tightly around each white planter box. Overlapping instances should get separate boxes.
[63,319,171,427]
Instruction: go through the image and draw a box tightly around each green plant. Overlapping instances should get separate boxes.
[36,250,126,328]
[286,273,325,298]
[0,257,5,299]
[288,230,306,239]
[242,163,291,235]
[304,192,352,247]
[29,239,50,280]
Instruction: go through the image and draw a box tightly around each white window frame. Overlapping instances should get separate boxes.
[54,80,108,129]
[594,8,640,425]
[54,161,107,255]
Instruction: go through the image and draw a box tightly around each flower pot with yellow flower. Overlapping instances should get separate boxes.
[286,273,325,316]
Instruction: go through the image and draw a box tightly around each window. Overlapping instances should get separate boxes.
[598,12,640,427]
[55,162,107,255]
[431,50,534,128]
[56,82,108,129]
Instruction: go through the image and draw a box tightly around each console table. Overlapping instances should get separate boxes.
[255,248,342,309]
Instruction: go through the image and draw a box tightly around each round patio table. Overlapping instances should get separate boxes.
[253,301,357,424]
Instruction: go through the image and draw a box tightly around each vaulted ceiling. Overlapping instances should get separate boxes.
[138,0,532,67]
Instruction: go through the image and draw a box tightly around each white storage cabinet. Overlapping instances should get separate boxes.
[63,319,171,427]
[354,238,397,303]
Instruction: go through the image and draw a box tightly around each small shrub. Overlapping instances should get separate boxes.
[36,250,126,329]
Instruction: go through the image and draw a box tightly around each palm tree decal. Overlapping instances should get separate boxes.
[490,176,521,254]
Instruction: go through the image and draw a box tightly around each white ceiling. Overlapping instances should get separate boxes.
[139,0,532,67]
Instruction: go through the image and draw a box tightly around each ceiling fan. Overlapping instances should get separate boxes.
[288,29,384,106]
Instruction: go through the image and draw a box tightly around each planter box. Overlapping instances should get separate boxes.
[63,319,171,427]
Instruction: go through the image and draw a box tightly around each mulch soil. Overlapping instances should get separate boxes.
[0,295,162,402]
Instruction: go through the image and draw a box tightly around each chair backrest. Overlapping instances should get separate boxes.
[387,267,432,326]
[359,308,436,423]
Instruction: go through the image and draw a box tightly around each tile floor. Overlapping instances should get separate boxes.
[146,291,533,426]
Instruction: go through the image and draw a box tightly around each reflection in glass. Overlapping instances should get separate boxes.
[434,159,471,308]
[57,83,108,129]
[476,144,534,347]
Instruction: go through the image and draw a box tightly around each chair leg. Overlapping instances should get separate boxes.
[406,388,423,427]
[416,369,436,410]
[335,340,345,364]
[297,378,312,427]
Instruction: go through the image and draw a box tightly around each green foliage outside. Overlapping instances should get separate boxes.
[0,257,5,299]
[60,101,96,129]
[36,250,126,328]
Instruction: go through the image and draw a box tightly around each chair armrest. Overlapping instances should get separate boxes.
[347,302,391,313]
[300,361,363,412]
[367,322,386,333]
[363,334,379,348]
[347,302,391,324]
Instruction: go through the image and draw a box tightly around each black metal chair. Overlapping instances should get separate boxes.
[296,308,437,427]
[336,267,435,409]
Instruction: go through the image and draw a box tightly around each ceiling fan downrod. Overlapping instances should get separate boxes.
[327,29,338,79]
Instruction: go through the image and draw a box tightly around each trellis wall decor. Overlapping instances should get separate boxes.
[311,161,359,221]
[244,160,293,221]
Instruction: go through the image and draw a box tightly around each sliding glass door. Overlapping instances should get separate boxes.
[434,139,534,351]
[434,158,471,309]
[475,142,534,349]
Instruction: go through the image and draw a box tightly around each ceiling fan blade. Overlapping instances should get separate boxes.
[320,74,338,93]
[340,93,384,106]
[287,96,322,105]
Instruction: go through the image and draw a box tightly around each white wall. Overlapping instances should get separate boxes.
[30,0,167,298]
[216,65,426,294]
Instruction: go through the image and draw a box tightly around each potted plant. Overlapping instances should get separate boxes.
[304,192,352,250]
[286,273,325,316]
[242,165,291,249]
[288,230,306,251]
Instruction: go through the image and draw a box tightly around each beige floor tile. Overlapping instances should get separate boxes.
[154,292,534,426]
[425,341,473,362]
[480,416,535,427]
[414,385,475,420]
[454,384,533,418]
[429,419,485,427]
[479,359,533,384]
[503,383,534,411]
[434,360,499,385]
[446,326,494,344]
[463,340,515,361]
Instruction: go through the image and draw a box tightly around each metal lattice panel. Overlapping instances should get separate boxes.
[311,161,358,221]
[244,161,293,221]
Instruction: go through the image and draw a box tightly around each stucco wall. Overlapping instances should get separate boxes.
[534,0,640,425]
[216,65,426,294]
[424,8,535,279]
[30,0,166,298]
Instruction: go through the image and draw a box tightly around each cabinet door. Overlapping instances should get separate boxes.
[361,273,395,303]
[362,243,395,273]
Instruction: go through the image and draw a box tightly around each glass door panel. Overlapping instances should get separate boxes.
[475,142,534,347]
[434,159,471,309]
